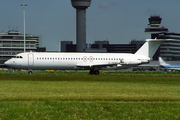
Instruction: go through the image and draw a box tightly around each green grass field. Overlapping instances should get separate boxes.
[0,71,180,119]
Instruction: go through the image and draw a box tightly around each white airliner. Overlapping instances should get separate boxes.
[4,39,165,75]
[159,57,180,71]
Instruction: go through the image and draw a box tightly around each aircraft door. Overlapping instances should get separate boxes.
[28,53,34,66]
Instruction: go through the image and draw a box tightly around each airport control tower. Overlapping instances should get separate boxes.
[71,0,92,52]
[144,16,168,39]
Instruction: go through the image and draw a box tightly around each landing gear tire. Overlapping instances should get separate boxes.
[89,70,99,75]
[94,70,99,75]
[90,70,94,75]
[28,71,32,74]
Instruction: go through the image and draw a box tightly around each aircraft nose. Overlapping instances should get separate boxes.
[4,60,11,66]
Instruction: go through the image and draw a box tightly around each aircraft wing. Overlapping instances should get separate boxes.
[76,63,118,68]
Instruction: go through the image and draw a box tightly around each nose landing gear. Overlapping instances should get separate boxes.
[28,70,32,74]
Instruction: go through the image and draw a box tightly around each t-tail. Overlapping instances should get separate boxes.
[135,39,165,60]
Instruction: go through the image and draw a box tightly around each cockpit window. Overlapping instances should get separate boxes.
[14,56,23,59]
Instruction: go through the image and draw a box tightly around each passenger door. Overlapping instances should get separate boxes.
[28,53,34,66]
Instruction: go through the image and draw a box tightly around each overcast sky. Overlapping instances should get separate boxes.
[1,0,180,51]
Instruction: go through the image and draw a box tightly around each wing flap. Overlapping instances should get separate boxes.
[76,63,118,68]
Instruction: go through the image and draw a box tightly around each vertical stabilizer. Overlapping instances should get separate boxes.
[159,57,169,66]
[135,39,165,59]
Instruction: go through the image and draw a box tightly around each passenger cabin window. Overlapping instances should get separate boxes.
[14,56,23,59]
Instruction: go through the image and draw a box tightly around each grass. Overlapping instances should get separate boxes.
[0,71,180,119]
[2,69,180,76]
[0,76,180,102]
[0,101,180,119]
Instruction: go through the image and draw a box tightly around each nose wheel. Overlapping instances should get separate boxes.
[28,70,32,74]
[89,70,99,75]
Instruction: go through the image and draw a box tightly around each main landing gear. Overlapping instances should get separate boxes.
[89,70,99,75]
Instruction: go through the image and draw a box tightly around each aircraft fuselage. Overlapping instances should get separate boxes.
[5,52,149,72]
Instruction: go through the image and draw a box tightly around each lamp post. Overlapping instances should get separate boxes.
[20,4,27,52]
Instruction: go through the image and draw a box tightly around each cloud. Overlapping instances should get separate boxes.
[99,1,117,9]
